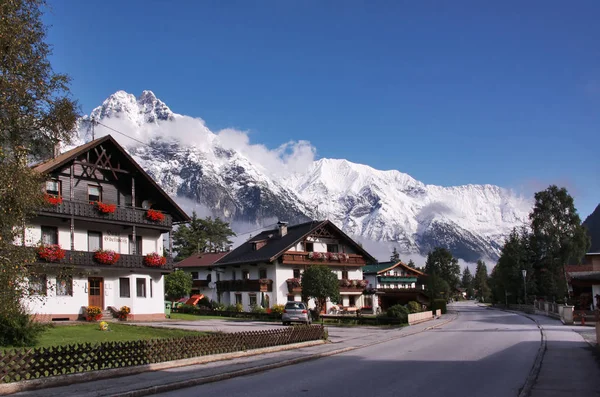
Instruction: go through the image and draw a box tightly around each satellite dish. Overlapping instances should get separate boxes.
[142,200,151,209]
[208,282,216,289]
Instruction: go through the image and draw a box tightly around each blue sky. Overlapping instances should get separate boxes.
[44,1,599,218]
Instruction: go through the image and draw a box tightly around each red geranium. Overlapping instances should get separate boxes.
[44,194,63,206]
[146,209,165,222]
[94,249,121,265]
[95,201,116,214]
[37,244,66,262]
[144,252,167,267]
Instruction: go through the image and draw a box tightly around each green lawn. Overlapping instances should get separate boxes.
[31,322,205,348]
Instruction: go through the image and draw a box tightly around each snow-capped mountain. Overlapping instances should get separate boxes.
[74,90,532,262]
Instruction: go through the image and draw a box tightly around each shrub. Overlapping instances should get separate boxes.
[117,306,130,320]
[198,297,211,308]
[251,304,266,314]
[178,304,199,314]
[407,301,421,314]
[271,304,285,316]
[235,303,243,313]
[431,299,447,314]
[212,302,226,311]
[386,304,409,321]
[0,311,46,347]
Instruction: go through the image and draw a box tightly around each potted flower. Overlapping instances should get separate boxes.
[340,279,352,288]
[44,194,63,206]
[358,279,369,288]
[94,249,121,265]
[85,305,102,321]
[95,201,117,214]
[146,209,165,222]
[117,305,131,321]
[339,253,349,262]
[144,252,167,267]
[37,244,66,262]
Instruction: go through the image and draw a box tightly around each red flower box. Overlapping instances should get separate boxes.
[94,249,121,265]
[95,201,116,214]
[37,244,65,262]
[144,253,167,267]
[44,194,63,206]
[146,209,165,222]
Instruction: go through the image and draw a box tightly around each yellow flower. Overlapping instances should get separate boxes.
[99,321,109,331]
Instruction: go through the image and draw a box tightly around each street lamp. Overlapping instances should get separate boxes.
[522,269,527,304]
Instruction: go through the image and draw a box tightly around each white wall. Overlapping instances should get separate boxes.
[593,284,600,310]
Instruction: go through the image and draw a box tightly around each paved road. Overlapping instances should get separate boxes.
[157,302,541,397]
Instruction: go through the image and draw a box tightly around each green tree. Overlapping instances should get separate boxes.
[529,185,589,299]
[461,267,474,298]
[0,0,78,346]
[425,247,461,289]
[427,274,450,301]
[390,247,400,262]
[164,270,193,302]
[407,259,416,269]
[492,227,534,304]
[300,265,339,319]
[173,212,235,259]
[473,260,491,302]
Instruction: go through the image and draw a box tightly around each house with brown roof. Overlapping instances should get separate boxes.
[22,135,189,321]
[175,252,229,301]
[207,220,377,312]
[567,252,600,311]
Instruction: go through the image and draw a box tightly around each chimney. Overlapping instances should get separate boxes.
[52,141,61,159]
[277,221,288,238]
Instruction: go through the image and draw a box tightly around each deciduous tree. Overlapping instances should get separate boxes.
[165,270,193,302]
[173,212,235,259]
[300,265,339,319]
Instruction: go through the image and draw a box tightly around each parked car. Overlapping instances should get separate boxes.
[282,301,311,325]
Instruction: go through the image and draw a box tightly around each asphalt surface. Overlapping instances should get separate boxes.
[157,302,541,397]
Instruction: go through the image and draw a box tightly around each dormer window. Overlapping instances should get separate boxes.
[46,180,60,196]
[88,185,101,202]
[252,240,267,251]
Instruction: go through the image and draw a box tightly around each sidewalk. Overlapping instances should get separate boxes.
[11,315,454,397]
[525,314,600,397]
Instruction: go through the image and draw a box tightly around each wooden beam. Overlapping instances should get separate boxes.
[73,161,130,174]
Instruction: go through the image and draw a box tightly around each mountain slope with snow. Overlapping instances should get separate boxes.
[74,90,531,261]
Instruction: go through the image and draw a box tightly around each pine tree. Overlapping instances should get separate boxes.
[492,227,533,304]
[473,260,491,303]
[425,247,461,289]
[173,212,235,259]
[390,247,400,262]
[461,267,474,298]
[407,259,416,269]
[529,185,589,299]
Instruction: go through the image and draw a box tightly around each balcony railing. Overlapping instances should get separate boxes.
[32,249,173,271]
[216,279,273,293]
[286,278,367,294]
[192,280,210,288]
[281,251,366,267]
[378,276,417,283]
[39,199,172,229]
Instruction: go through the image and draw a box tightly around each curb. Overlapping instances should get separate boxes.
[109,315,459,397]
[485,306,546,397]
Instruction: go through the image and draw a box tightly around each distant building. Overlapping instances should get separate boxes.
[363,261,429,311]
[175,252,230,301]
[566,252,600,310]
[199,220,377,312]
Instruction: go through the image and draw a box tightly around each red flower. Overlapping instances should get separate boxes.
[94,249,121,265]
[44,194,63,206]
[146,209,165,222]
[144,253,167,267]
[37,244,65,262]
[95,202,116,214]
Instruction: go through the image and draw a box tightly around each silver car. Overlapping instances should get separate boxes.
[282,301,311,325]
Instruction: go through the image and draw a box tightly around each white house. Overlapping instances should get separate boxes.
[175,252,230,301]
[200,220,377,312]
[21,135,189,321]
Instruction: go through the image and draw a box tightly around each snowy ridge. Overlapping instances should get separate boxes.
[74,90,531,262]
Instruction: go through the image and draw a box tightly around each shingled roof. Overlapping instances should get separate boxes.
[363,260,425,276]
[175,252,230,268]
[216,220,377,266]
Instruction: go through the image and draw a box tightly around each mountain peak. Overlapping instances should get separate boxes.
[87,90,175,126]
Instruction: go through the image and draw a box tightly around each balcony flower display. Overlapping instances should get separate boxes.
[308,252,325,260]
[358,279,369,288]
[258,278,271,285]
[286,278,301,288]
[44,194,63,206]
[326,252,339,261]
[37,244,65,262]
[339,253,349,262]
[146,209,165,222]
[144,252,167,267]
[94,249,121,265]
[340,279,352,288]
[95,201,116,214]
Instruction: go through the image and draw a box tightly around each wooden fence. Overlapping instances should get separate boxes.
[0,326,325,384]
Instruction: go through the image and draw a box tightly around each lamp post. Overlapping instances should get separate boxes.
[522,269,527,304]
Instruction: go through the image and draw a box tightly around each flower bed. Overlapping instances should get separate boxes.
[146,209,165,222]
[44,194,63,206]
[95,201,116,214]
[94,249,120,265]
[144,253,167,267]
[117,305,131,321]
[85,306,102,321]
[36,244,65,262]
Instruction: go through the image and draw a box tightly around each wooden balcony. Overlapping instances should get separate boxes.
[286,278,367,294]
[38,199,173,230]
[192,280,210,288]
[286,278,302,294]
[216,279,273,293]
[31,248,174,271]
[281,251,366,267]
